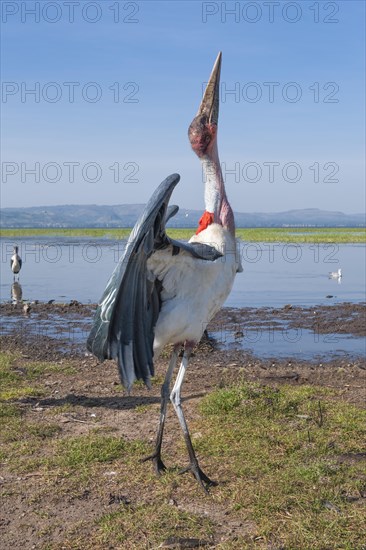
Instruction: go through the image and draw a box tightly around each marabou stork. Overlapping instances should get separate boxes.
[87,52,242,491]
[10,246,22,280]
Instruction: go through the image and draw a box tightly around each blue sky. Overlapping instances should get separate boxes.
[1,0,365,214]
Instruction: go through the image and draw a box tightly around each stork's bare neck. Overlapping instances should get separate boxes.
[200,138,234,235]
[188,52,235,236]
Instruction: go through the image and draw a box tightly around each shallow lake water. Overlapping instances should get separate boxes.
[1,237,365,361]
[1,238,365,307]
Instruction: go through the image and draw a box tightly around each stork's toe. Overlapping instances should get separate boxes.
[179,462,218,493]
[140,452,167,476]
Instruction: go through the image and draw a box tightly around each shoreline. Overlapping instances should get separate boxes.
[1,302,365,409]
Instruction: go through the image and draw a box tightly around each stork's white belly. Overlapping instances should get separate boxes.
[147,224,240,355]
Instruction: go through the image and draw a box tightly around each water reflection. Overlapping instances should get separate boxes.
[11,281,22,304]
[328,268,342,284]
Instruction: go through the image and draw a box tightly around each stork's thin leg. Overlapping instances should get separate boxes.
[170,345,217,493]
[141,346,179,475]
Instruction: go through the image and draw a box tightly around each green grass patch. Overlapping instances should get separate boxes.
[1,345,365,548]
[0,352,20,383]
[25,361,77,379]
[0,402,21,418]
[194,226,364,243]
[94,503,214,548]
[26,423,62,439]
[0,353,76,401]
[1,226,365,242]
[0,353,68,457]
[237,227,366,243]
[53,435,140,469]
[198,382,366,549]
[0,352,46,400]
[5,431,148,477]
[1,386,46,400]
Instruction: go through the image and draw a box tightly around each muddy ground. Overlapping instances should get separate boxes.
[1,301,365,401]
[0,301,365,549]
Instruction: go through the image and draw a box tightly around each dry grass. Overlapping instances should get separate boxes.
[0,351,365,549]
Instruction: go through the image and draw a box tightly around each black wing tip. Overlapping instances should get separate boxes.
[159,173,180,188]
[165,204,179,224]
[168,172,180,181]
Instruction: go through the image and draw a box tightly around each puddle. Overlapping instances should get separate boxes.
[0,313,91,354]
[212,326,366,360]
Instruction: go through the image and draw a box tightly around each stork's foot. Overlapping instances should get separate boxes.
[140,452,167,476]
[179,462,218,493]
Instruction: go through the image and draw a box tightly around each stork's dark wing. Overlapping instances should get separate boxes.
[87,174,179,390]
[86,173,222,391]
[169,239,223,261]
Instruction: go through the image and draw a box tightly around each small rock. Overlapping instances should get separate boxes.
[323,500,341,514]
[108,493,130,505]
[160,537,211,549]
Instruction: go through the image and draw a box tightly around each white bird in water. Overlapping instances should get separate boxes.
[87,52,242,491]
[329,268,342,279]
[10,246,22,280]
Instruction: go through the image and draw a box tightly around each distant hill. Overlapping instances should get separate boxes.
[0,204,365,228]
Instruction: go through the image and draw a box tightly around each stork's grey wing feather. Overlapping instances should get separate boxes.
[165,205,179,223]
[169,239,223,261]
[87,174,180,391]
[86,172,221,391]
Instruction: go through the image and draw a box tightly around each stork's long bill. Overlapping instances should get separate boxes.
[188,52,235,236]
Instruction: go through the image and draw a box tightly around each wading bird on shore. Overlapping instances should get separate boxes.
[10,246,22,280]
[87,52,242,492]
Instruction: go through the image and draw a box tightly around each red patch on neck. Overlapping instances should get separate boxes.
[196,211,214,235]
